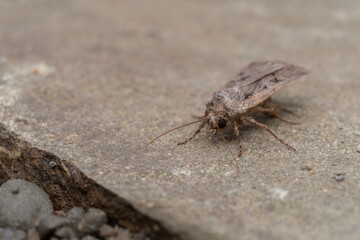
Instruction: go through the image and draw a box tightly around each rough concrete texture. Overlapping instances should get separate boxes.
[0,0,359,239]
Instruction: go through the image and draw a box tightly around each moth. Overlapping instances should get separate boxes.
[139,61,309,175]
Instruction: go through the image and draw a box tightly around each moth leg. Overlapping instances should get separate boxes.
[281,108,296,115]
[266,98,300,117]
[242,117,296,151]
[233,122,243,157]
[177,121,206,145]
[257,106,300,125]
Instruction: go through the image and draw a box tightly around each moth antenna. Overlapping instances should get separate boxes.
[138,117,209,150]
[219,131,240,176]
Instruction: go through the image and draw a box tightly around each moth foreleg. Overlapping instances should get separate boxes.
[242,117,296,151]
[177,121,206,146]
[233,121,243,157]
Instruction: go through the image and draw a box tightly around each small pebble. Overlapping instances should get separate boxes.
[99,224,116,238]
[81,235,100,240]
[0,179,54,230]
[1,228,15,240]
[66,207,85,224]
[357,145,360,153]
[335,173,345,182]
[77,208,107,236]
[338,125,343,130]
[55,226,76,239]
[116,228,132,240]
[27,228,40,240]
[37,214,70,239]
[355,131,360,136]
[49,161,57,168]
[0,228,26,240]
[13,229,27,240]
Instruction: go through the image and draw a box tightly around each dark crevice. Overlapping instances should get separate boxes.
[0,124,180,240]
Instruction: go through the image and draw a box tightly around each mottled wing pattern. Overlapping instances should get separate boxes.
[226,61,286,88]
[227,61,309,113]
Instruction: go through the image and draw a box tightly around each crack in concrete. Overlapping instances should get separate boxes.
[0,124,179,240]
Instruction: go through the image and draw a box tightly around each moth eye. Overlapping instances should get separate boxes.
[218,119,226,128]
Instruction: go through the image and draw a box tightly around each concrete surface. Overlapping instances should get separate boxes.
[0,0,360,239]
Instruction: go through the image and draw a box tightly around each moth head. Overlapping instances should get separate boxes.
[207,112,228,134]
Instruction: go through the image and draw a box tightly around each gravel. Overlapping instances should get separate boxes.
[335,173,346,182]
[99,224,117,238]
[67,207,86,224]
[0,179,145,240]
[0,179,53,230]
[77,208,107,236]
[37,214,71,239]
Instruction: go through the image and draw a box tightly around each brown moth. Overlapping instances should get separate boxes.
[139,61,309,175]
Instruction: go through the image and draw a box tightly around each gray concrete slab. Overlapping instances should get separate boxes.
[0,0,359,239]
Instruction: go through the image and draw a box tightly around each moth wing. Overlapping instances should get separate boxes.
[226,61,286,88]
[214,61,309,116]
[242,63,309,109]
